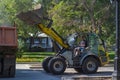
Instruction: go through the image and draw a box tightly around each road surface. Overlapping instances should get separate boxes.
[0,63,113,80]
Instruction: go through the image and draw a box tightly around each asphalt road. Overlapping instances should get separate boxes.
[0,63,114,80]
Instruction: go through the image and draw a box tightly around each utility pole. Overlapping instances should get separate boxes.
[111,0,120,80]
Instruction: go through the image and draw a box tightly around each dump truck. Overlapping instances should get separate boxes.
[0,26,17,77]
[17,8,109,75]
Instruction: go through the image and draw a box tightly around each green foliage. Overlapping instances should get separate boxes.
[17,38,26,58]
[108,51,115,63]
[42,0,115,45]
[0,0,16,25]
[18,38,26,52]
[0,0,116,47]
[48,1,85,36]
[0,0,40,37]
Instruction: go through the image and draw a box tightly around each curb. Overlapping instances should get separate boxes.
[61,76,112,80]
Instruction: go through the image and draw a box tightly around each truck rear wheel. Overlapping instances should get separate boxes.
[48,57,66,75]
[9,66,15,77]
[82,57,98,74]
[42,56,53,73]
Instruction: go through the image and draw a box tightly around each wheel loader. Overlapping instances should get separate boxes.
[17,8,109,75]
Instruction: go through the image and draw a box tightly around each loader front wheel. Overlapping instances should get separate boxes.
[42,56,53,73]
[48,57,66,75]
[82,57,98,74]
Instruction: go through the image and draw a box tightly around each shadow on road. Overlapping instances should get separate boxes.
[0,66,113,80]
[0,69,60,80]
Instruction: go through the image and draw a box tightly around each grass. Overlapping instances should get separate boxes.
[16,58,43,62]
[16,51,115,63]
[16,52,55,62]
[21,52,55,55]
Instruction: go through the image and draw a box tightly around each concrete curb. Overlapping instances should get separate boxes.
[26,63,114,68]
[61,76,112,80]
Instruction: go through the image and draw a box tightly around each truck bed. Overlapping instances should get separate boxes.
[0,26,17,48]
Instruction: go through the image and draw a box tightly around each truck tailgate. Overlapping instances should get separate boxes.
[0,27,17,47]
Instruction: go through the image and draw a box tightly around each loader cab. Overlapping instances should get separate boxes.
[81,32,109,66]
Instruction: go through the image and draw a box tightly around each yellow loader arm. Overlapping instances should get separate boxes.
[37,24,69,49]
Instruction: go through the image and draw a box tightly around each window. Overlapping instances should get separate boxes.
[41,38,47,48]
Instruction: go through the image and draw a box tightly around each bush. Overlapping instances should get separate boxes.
[109,51,115,60]
[17,38,27,58]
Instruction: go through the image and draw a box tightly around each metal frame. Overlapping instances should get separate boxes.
[111,0,120,80]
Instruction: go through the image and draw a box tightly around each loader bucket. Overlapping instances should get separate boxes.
[17,8,44,25]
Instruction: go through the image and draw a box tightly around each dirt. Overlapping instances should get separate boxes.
[17,8,43,25]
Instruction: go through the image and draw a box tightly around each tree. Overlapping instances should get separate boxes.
[48,0,86,36]
[81,0,115,45]
[0,0,115,45]
[41,0,115,45]
[0,0,16,26]
[0,0,40,38]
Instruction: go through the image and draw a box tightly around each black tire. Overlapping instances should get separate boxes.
[48,57,66,75]
[82,57,98,74]
[9,66,15,77]
[42,56,53,73]
[74,68,83,73]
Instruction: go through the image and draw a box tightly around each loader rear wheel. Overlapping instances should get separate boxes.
[48,57,66,75]
[42,56,53,73]
[82,57,98,74]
